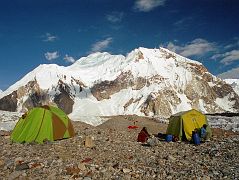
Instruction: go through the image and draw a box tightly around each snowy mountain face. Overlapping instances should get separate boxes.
[1,47,239,118]
[217,68,239,96]
[223,79,239,96]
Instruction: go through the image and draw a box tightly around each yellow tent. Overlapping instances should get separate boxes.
[166,109,211,140]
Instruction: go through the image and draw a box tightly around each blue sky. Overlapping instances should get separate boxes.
[0,0,239,90]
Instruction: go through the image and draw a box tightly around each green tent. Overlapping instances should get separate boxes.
[166,109,212,141]
[11,105,75,143]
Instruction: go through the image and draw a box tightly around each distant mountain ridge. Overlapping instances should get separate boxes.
[222,79,239,97]
[218,67,239,79]
[1,47,239,118]
[217,67,239,97]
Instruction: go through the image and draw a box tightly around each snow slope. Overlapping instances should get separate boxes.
[223,79,239,96]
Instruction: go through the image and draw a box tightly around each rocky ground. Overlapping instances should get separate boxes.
[0,115,239,180]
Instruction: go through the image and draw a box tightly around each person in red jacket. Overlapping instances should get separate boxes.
[137,127,150,143]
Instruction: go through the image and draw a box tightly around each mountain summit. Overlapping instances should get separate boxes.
[1,47,239,118]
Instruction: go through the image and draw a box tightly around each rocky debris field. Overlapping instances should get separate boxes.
[0,115,239,180]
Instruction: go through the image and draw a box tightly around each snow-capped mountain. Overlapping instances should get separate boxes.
[1,47,239,118]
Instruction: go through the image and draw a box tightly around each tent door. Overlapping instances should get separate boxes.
[181,122,187,141]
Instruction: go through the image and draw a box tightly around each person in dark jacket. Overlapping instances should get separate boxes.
[200,124,208,141]
[137,127,150,143]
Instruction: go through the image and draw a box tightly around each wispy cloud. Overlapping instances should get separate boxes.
[44,51,59,61]
[91,37,113,53]
[106,12,124,23]
[64,54,76,63]
[134,0,166,12]
[212,50,239,65]
[173,17,193,30]
[42,33,58,42]
[224,38,239,49]
[166,38,216,57]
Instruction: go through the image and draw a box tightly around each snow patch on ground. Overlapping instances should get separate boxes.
[1,110,238,132]
[0,110,108,130]
[0,110,21,131]
[207,115,239,132]
[154,115,239,132]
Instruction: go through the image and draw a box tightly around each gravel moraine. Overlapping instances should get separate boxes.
[0,115,238,180]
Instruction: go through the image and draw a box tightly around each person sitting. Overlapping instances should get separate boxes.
[192,130,200,145]
[157,132,166,140]
[137,127,150,143]
[173,135,179,142]
[200,124,208,141]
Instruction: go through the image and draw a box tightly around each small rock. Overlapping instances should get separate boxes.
[66,167,81,175]
[57,159,63,164]
[4,135,10,139]
[14,157,24,165]
[147,137,159,146]
[113,163,119,169]
[123,168,131,173]
[81,158,92,163]
[15,163,29,171]
[84,136,94,148]
[48,172,57,180]
[0,159,5,167]
[5,159,14,169]
[28,162,44,169]
[8,171,24,180]
[83,177,92,180]
[125,174,131,180]
[232,137,239,142]
[0,130,10,136]
[78,163,86,171]
[203,175,210,180]
[167,155,176,161]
